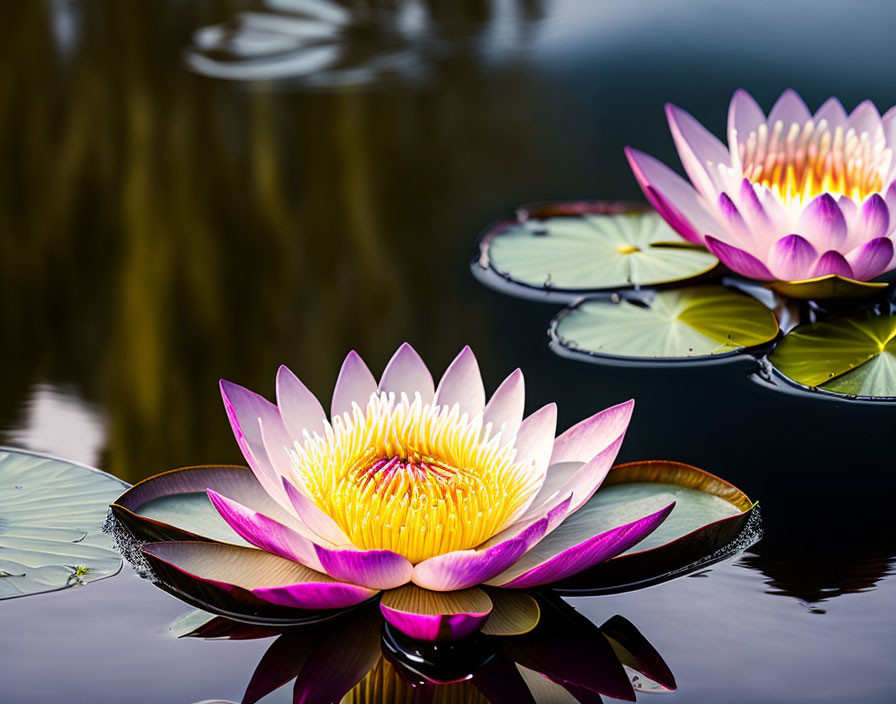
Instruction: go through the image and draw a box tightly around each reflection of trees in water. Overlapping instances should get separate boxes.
[186,0,547,86]
[0,1,550,481]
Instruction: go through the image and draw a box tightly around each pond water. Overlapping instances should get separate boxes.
[1,0,895,702]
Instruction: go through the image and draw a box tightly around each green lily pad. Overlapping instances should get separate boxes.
[477,201,718,294]
[0,447,128,598]
[551,286,779,361]
[769,310,896,398]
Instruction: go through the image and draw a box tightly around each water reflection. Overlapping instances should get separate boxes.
[186,0,547,87]
[177,595,675,703]
[743,554,896,608]
[4,384,106,468]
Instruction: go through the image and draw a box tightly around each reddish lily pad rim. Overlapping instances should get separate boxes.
[553,460,759,595]
[473,200,720,299]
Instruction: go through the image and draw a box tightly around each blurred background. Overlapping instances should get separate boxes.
[3,3,896,700]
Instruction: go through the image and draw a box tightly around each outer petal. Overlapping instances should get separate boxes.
[846,237,895,280]
[860,193,890,240]
[331,351,377,418]
[207,490,412,590]
[379,584,492,642]
[625,147,719,244]
[433,345,486,417]
[482,368,525,447]
[550,399,634,465]
[276,365,326,443]
[797,194,848,251]
[486,497,675,588]
[849,100,884,141]
[220,379,292,509]
[734,179,774,238]
[411,497,571,591]
[717,192,751,241]
[811,251,854,278]
[377,342,435,403]
[767,234,818,281]
[705,236,775,280]
[511,403,558,499]
[814,97,849,131]
[524,431,627,522]
[727,89,765,167]
[767,88,811,127]
[142,541,377,610]
[883,108,896,180]
[665,103,730,198]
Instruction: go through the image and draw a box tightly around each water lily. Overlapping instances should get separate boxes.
[626,90,896,297]
[121,343,680,639]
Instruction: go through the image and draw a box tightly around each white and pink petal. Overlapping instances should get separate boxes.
[206,489,412,590]
[142,541,377,610]
[486,495,675,589]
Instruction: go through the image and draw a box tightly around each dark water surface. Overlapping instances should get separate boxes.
[2,1,896,702]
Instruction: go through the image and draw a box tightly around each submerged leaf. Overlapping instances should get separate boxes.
[769,311,896,398]
[478,202,718,294]
[552,286,779,360]
[0,447,128,598]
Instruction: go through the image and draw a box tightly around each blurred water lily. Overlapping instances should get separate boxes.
[627,90,896,298]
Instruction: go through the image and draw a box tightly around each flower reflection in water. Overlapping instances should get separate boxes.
[178,592,675,703]
[185,0,547,87]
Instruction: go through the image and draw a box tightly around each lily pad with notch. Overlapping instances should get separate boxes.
[768,308,896,399]
[551,285,779,363]
[0,446,128,598]
[475,201,719,298]
[554,460,760,595]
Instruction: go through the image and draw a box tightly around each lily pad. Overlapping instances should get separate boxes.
[0,446,128,598]
[769,310,896,399]
[476,201,718,295]
[554,460,759,594]
[551,286,779,362]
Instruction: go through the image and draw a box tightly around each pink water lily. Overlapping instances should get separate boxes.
[134,343,675,640]
[626,89,896,290]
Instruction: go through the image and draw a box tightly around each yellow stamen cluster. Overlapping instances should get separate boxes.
[738,118,892,207]
[287,392,539,563]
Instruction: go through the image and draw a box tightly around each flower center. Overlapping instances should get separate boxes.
[738,118,892,206]
[287,393,539,563]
